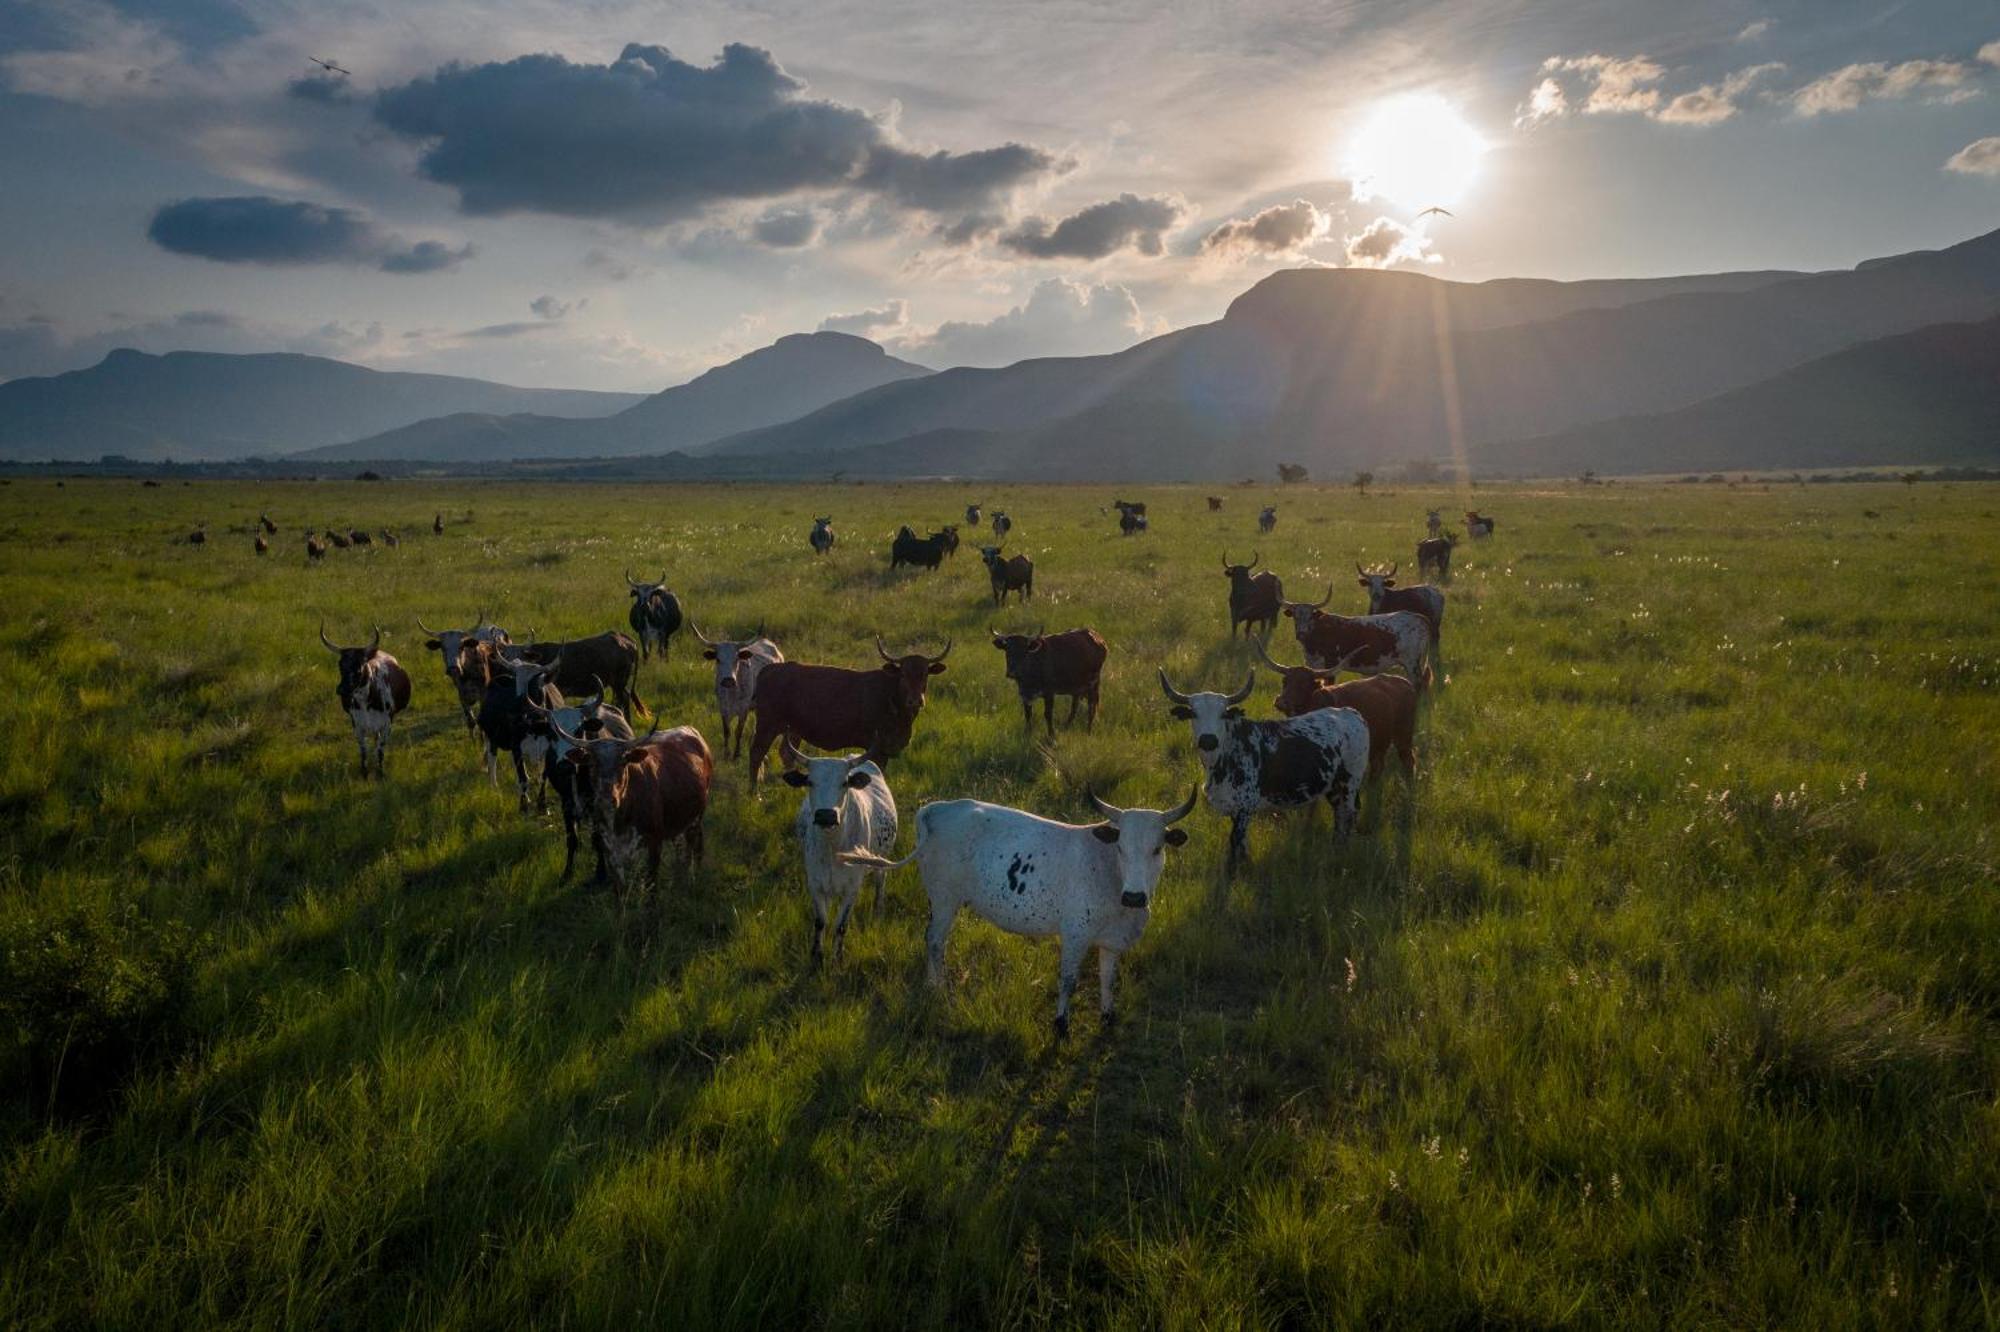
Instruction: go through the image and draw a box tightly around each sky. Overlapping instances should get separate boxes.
[0,0,1994,391]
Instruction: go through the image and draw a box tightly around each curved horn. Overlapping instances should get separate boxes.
[1221,551,1231,571]
[416,614,441,636]
[1309,582,1334,610]
[659,569,668,589]
[1224,669,1256,705]
[690,622,716,647]
[1355,562,1367,578]
[779,733,804,768]
[550,716,586,748]
[875,635,896,663]
[1088,789,1120,820]
[1157,668,1191,707]
[930,638,952,663]
[753,622,765,641]
[1316,647,1367,679]
[1248,551,1260,570]
[367,626,381,654]
[318,619,340,653]
[587,674,607,708]
[1252,636,1293,674]
[1387,562,1398,578]
[991,626,1004,642]
[1163,786,1200,825]
[624,569,643,589]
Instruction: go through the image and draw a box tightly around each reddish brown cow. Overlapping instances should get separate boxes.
[555,725,713,891]
[746,638,950,782]
[1256,640,1416,782]
[1355,562,1445,652]
[991,626,1107,735]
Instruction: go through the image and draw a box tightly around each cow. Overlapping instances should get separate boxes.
[841,788,1197,1038]
[318,623,412,778]
[810,516,835,555]
[1258,506,1278,534]
[551,724,713,893]
[1158,669,1369,865]
[1416,534,1456,583]
[479,651,564,811]
[965,503,983,528]
[1356,563,1445,656]
[348,528,372,548]
[979,545,1034,606]
[510,631,647,717]
[328,529,352,550]
[382,529,399,548]
[306,532,326,561]
[1283,594,1434,690]
[938,525,961,559]
[1222,552,1283,639]
[187,526,206,546]
[992,626,1107,736]
[624,571,683,662]
[254,534,270,555]
[991,510,1012,540]
[433,512,445,535]
[1256,638,1417,784]
[693,623,782,759]
[1119,508,1147,537]
[1425,508,1442,538]
[1207,496,1224,512]
[1112,499,1147,519]
[258,512,277,535]
[1464,510,1495,539]
[525,688,633,882]
[780,736,898,966]
[891,525,951,571]
[418,614,511,738]
[745,638,950,782]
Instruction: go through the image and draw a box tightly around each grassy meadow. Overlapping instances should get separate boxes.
[1,475,1996,1327]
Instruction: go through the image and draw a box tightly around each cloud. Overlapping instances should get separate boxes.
[1517,76,1568,126]
[889,279,1151,367]
[818,300,911,337]
[286,72,355,104]
[146,196,474,273]
[1342,216,1436,269]
[1735,20,1774,43]
[1945,136,2000,176]
[372,42,1058,226]
[1984,41,2000,69]
[934,214,1004,247]
[530,295,577,320]
[752,209,821,248]
[1000,193,1184,259]
[1552,54,1666,115]
[1791,59,1977,115]
[1201,199,1333,258]
[1656,63,1785,126]
[582,248,645,282]
[455,320,561,340]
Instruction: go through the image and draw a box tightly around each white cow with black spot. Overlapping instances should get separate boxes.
[780,737,897,965]
[841,789,1198,1038]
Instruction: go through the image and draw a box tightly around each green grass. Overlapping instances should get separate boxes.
[1,476,1996,1327]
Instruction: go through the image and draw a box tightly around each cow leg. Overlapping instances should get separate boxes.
[745,717,781,785]
[1227,813,1251,866]
[485,741,500,786]
[590,826,609,884]
[1098,946,1121,1028]
[832,887,858,962]
[1083,687,1099,732]
[353,722,368,776]
[560,810,578,880]
[1053,934,1088,1041]
[1043,694,1056,738]
[925,907,953,986]
[512,750,530,811]
[1020,694,1034,733]
[809,893,827,968]
[1329,770,1359,839]
[684,822,704,870]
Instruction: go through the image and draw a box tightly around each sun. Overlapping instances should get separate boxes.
[1345,93,1487,212]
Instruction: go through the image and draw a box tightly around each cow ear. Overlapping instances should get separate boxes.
[781,770,808,787]
[1170,705,1194,720]
[580,719,604,736]
[1223,706,1244,719]
[702,648,717,660]
[992,639,1007,651]
[881,661,900,673]
[1164,828,1189,847]
[927,661,947,675]
[425,638,442,649]
[846,770,873,789]
[1090,824,1119,844]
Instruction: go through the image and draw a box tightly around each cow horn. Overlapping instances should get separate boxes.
[930,638,952,663]
[1220,552,1231,571]
[691,622,716,647]
[754,622,765,641]
[659,570,668,589]
[550,716,586,748]
[1087,789,1120,820]
[1157,668,1191,706]
[318,620,340,653]
[1315,647,1366,680]
[1355,562,1367,577]
[875,635,896,663]
[990,626,1004,642]
[586,674,607,708]
[1163,786,1200,825]
[1387,562,1398,578]
[1248,551,1260,569]
[624,569,643,589]
[367,626,381,653]
[1308,583,1333,610]
[1252,636,1292,674]
[416,615,440,635]
[780,734,804,768]
[1225,669,1256,705]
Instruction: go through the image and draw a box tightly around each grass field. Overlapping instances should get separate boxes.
[1,476,1996,1327]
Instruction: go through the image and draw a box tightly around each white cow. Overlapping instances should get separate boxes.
[694,624,783,759]
[841,789,1198,1038]
[780,737,897,965]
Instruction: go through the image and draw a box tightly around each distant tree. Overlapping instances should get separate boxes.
[1900,470,1922,485]
[1351,470,1373,495]
[1277,462,1309,484]
[1578,469,1598,485]
[356,470,383,482]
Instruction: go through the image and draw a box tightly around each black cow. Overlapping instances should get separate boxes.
[980,544,1034,606]
[625,571,683,661]
[991,627,1107,735]
[1416,535,1456,582]
[1223,551,1283,638]
[891,525,951,571]
[479,653,564,812]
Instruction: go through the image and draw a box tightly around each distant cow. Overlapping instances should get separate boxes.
[525,689,633,882]
[1112,499,1147,519]
[746,638,950,782]
[1159,669,1368,864]
[418,614,511,738]
[1256,638,1417,784]
[328,530,352,550]
[992,626,1107,735]
[259,512,278,535]
[1356,563,1445,655]
[979,544,1034,606]
[965,503,983,527]
[1258,506,1277,534]
[891,525,952,571]
[479,652,564,811]
[781,736,898,966]
[839,789,1198,1038]
[382,529,399,548]
[625,571,684,662]
[1222,552,1283,639]
[991,510,1012,540]
[1284,597,1434,690]
[254,534,270,555]
[938,525,961,558]
[1119,508,1147,537]
[319,623,412,778]
[433,512,445,535]
[306,532,327,561]
[510,631,647,717]
[1416,534,1456,582]
[1464,510,1495,539]
[1206,496,1224,512]
[187,526,207,546]
[553,724,714,892]
[810,516,835,555]
[348,528,371,548]
[694,623,783,758]
[1425,508,1442,538]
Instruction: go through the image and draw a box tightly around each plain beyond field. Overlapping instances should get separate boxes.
[1,478,1996,1327]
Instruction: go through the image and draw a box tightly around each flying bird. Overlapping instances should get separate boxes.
[1416,206,1454,221]
[307,56,351,76]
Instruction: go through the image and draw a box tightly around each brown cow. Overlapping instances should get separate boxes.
[554,724,713,892]
[1256,639,1416,782]
[991,626,1107,735]
[1206,496,1224,512]
[1223,552,1283,638]
[746,638,950,782]
[1284,597,1434,690]
[1356,563,1445,656]
[254,534,270,555]
[979,545,1033,606]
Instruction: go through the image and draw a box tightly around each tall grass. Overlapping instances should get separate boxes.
[1,477,1995,1326]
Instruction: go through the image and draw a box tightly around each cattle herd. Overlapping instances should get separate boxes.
[307,496,1484,1039]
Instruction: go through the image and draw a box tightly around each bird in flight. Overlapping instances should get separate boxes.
[307,56,351,77]
[1416,206,1454,221]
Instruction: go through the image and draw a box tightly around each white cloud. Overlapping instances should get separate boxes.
[818,300,912,337]
[1791,59,1978,116]
[888,279,1153,368]
[1342,216,1437,269]
[1735,20,1774,43]
[1516,76,1568,126]
[1981,40,2000,69]
[1656,64,1785,126]
[1945,137,2000,176]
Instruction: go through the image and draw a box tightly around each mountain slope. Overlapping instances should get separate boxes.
[1475,315,2000,476]
[0,350,642,462]
[304,332,931,461]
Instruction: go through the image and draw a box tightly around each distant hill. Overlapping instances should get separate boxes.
[1476,315,2000,476]
[302,332,931,461]
[0,350,642,462]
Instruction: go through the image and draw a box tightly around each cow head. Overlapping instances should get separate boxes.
[778,736,877,829]
[1279,582,1334,638]
[990,625,1047,680]
[319,622,382,708]
[499,645,559,700]
[1158,668,1255,757]
[876,635,949,714]
[1220,551,1262,593]
[694,623,767,696]
[553,726,646,816]
[1356,562,1398,608]
[938,525,959,552]
[1085,788,1198,909]
[625,569,669,607]
[1255,637,1362,716]
[417,611,501,682]
[979,544,1007,573]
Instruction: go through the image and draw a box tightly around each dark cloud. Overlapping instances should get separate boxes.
[752,209,821,248]
[286,72,355,104]
[146,195,473,273]
[1201,199,1331,256]
[1000,193,1184,260]
[458,320,559,339]
[934,213,1004,247]
[530,295,575,319]
[373,42,1058,226]
[817,300,909,336]
[582,248,643,281]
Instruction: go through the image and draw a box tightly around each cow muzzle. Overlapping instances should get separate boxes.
[1120,891,1149,910]
[813,808,839,828]
[1197,735,1219,752]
